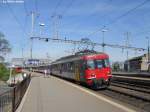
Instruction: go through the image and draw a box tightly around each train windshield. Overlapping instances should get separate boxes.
[87,60,95,69]
[86,59,109,69]
[95,59,110,69]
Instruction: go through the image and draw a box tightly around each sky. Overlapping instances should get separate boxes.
[0,0,150,62]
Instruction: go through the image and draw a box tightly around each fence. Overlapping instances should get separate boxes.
[0,75,31,112]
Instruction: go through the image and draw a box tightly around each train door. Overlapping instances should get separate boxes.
[80,60,86,82]
[75,61,80,82]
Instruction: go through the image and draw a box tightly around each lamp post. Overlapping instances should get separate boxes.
[101,28,108,52]
[39,23,45,36]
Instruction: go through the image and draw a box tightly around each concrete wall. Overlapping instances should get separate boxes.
[141,54,149,71]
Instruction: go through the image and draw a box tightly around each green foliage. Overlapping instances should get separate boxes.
[0,32,11,81]
[112,62,120,71]
[0,32,11,61]
[0,63,9,81]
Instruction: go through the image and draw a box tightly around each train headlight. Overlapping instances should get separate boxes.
[107,71,112,74]
[87,74,96,79]
[107,71,112,77]
[23,73,27,77]
[107,71,110,74]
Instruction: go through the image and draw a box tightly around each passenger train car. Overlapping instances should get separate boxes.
[50,50,112,89]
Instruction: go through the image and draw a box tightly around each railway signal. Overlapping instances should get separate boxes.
[39,23,45,36]
[45,38,49,42]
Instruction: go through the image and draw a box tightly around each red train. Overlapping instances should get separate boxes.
[50,50,112,89]
[15,67,22,73]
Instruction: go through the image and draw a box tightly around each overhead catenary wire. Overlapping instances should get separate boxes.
[55,0,75,31]
[133,28,150,36]
[23,0,29,35]
[23,0,28,15]
[30,36,146,51]
[60,0,74,17]
[83,0,150,39]
[6,1,29,56]
[50,0,66,39]
[35,0,38,13]
[66,0,112,32]
[105,0,150,26]
[52,0,64,16]
[23,14,29,35]
[6,1,26,36]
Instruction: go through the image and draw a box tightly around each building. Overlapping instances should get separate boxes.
[141,54,150,71]
[124,53,150,72]
[11,58,52,67]
[11,58,26,67]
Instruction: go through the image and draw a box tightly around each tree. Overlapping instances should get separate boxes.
[0,32,11,81]
[0,63,9,81]
[112,62,120,72]
[0,56,5,62]
[0,32,11,57]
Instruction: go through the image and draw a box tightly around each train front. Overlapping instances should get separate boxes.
[83,53,112,89]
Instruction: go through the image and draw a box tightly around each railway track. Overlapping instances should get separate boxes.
[109,85,150,101]
[112,76,150,88]
[111,81,150,94]
[98,81,150,112]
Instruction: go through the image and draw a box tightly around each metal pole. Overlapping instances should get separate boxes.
[146,37,150,62]
[30,12,35,59]
[125,32,130,72]
[101,27,108,53]
[9,67,12,84]
[39,24,42,36]
[102,31,105,52]
[51,15,61,39]
[30,38,33,59]
[31,12,34,36]
[39,23,45,37]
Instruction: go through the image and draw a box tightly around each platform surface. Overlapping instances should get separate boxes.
[18,72,137,112]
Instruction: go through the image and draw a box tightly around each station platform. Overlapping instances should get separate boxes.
[17,72,137,112]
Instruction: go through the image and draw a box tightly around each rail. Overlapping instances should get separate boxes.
[0,75,31,112]
[98,80,150,112]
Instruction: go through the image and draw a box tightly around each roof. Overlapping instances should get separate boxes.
[52,50,108,64]
[81,53,109,60]
[125,55,143,62]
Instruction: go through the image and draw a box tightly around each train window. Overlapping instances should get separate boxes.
[70,62,74,72]
[96,60,103,69]
[95,59,110,68]
[66,63,70,72]
[87,60,95,69]
[104,59,110,67]
[64,63,67,72]
[61,64,64,71]
[66,62,74,72]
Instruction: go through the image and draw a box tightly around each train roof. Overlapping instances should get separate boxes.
[52,50,109,65]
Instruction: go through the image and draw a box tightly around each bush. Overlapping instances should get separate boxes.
[0,63,9,81]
